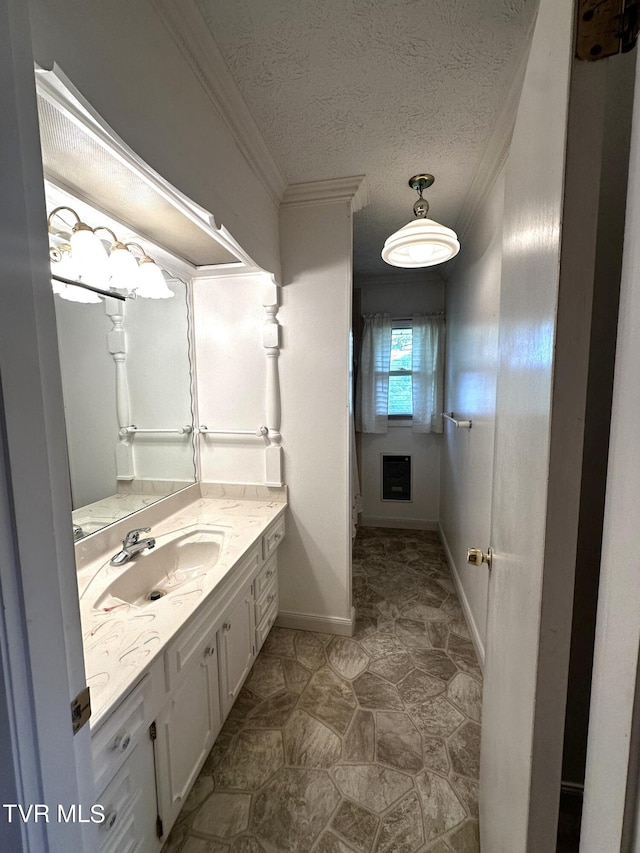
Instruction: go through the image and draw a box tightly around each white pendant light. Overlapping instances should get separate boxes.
[382,174,460,268]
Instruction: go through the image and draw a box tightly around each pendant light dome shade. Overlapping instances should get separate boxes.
[382,173,460,268]
[382,218,460,268]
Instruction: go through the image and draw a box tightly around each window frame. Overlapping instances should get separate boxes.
[388,318,413,421]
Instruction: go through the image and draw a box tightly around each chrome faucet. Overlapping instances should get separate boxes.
[110,527,156,567]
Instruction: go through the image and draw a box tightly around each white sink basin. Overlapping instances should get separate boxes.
[90,526,226,610]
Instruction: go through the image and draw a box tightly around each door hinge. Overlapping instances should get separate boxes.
[577,0,639,60]
[70,686,91,734]
[156,814,164,839]
[149,721,157,741]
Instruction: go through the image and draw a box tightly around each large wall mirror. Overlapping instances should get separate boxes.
[36,66,258,538]
[47,186,197,539]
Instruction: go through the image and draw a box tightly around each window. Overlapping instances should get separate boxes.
[388,323,413,417]
[356,312,444,434]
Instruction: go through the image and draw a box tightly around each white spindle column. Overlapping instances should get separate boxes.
[262,280,283,486]
[106,298,134,480]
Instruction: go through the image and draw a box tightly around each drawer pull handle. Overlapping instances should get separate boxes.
[204,645,216,658]
[274,532,282,541]
[266,569,274,578]
[111,732,131,753]
[223,622,231,632]
[267,593,276,604]
[104,810,118,831]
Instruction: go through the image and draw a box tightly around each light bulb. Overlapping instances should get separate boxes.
[69,226,108,286]
[407,242,438,263]
[107,243,140,292]
[136,258,174,299]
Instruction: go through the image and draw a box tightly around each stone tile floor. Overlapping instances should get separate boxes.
[162,527,482,853]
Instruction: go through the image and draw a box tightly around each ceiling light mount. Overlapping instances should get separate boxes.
[381,172,460,268]
[408,174,434,193]
[409,174,433,218]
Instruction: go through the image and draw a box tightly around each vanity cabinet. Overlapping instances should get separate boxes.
[218,580,256,719]
[92,671,160,853]
[254,552,278,652]
[154,609,223,832]
[90,511,285,852]
[97,739,157,853]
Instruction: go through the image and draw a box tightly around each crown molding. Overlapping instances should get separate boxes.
[149,0,287,206]
[452,18,535,251]
[281,175,369,212]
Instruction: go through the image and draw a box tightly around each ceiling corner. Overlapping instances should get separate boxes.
[149,0,288,206]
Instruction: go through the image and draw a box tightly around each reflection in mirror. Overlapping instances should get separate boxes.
[49,198,196,539]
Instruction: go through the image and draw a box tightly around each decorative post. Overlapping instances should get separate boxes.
[262,279,283,486]
[106,297,135,480]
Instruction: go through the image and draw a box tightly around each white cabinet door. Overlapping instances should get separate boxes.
[154,633,221,834]
[218,583,256,719]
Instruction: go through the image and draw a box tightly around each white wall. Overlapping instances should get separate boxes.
[356,274,444,529]
[193,274,269,485]
[277,199,353,634]
[28,0,281,279]
[439,168,505,659]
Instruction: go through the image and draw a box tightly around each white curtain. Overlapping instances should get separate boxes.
[412,313,445,433]
[356,313,392,433]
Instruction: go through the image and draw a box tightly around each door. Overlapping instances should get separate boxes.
[154,631,222,833]
[580,53,640,853]
[0,2,94,852]
[479,0,604,850]
[218,583,256,719]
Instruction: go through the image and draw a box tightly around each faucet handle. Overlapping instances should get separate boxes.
[123,527,151,546]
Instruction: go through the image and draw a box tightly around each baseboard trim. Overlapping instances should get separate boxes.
[360,516,438,531]
[275,608,356,637]
[438,523,485,670]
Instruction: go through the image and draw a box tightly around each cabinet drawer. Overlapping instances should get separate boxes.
[256,598,278,651]
[254,553,277,600]
[255,575,278,626]
[99,807,137,853]
[262,516,285,561]
[97,753,138,853]
[92,675,150,794]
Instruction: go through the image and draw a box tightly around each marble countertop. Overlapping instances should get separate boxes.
[78,495,286,729]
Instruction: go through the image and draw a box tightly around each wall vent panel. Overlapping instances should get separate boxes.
[381,454,411,502]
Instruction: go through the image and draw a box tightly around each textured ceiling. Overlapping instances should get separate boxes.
[195,0,538,277]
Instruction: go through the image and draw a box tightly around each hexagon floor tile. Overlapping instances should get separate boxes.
[162,528,482,853]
